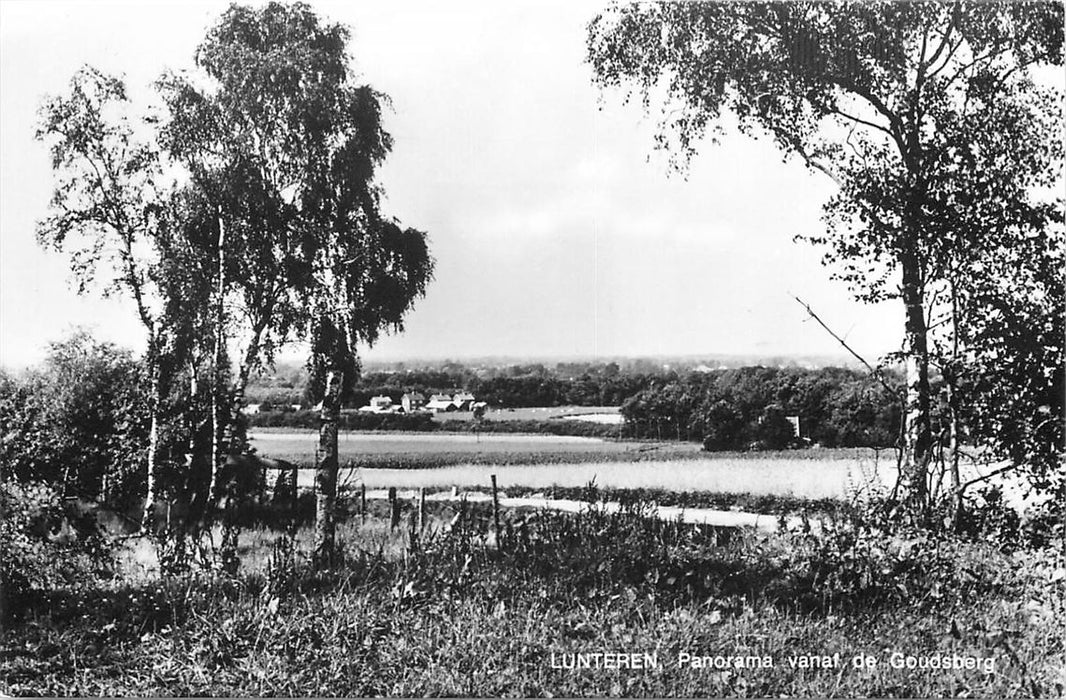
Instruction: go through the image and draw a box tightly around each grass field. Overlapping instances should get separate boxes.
[5,434,1056,696]
[250,428,649,456]
[7,497,1062,697]
[319,457,893,500]
[250,429,895,501]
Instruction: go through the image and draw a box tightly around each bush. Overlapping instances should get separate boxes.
[701,400,745,451]
[249,410,437,431]
[756,404,795,450]
[0,481,113,623]
[0,332,149,509]
[956,486,1063,551]
[248,410,623,438]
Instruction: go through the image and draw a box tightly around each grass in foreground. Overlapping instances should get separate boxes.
[3,501,1064,697]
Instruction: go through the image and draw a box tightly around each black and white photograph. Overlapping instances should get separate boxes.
[0,1,1063,696]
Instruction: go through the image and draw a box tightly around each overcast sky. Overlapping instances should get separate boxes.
[0,0,903,370]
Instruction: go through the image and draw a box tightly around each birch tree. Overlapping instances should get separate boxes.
[588,1,1063,514]
[36,67,176,527]
[161,2,433,565]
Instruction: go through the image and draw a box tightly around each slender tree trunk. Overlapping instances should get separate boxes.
[210,213,226,502]
[948,283,963,527]
[314,367,342,567]
[227,323,267,454]
[900,238,932,512]
[143,341,163,532]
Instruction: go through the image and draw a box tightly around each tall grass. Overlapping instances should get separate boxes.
[3,492,1063,697]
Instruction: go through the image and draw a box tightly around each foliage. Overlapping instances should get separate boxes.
[247,409,621,437]
[951,226,1065,497]
[168,2,433,563]
[0,481,113,623]
[698,399,745,451]
[3,496,1063,696]
[36,3,436,568]
[756,404,797,450]
[251,410,436,432]
[246,361,674,411]
[0,331,150,509]
[622,365,902,449]
[587,1,1065,511]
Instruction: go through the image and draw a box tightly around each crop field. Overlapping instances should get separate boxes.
[249,428,667,458]
[250,429,895,500]
[316,456,895,499]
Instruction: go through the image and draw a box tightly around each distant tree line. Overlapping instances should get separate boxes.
[245,362,910,451]
[622,367,904,450]
[248,362,680,410]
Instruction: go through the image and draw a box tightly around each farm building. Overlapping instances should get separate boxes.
[425,392,479,412]
[426,394,457,412]
[401,392,426,412]
[452,392,476,411]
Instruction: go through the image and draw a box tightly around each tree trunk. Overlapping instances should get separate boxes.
[227,322,268,455]
[143,350,163,531]
[948,283,963,528]
[314,367,342,568]
[210,212,226,502]
[900,240,932,512]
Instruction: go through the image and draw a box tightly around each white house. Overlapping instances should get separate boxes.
[401,392,426,412]
[358,395,395,413]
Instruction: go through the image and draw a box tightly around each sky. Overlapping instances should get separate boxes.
[0,0,903,370]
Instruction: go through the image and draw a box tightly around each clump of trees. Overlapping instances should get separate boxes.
[0,332,150,510]
[246,361,701,411]
[26,1,432,569]
[621,366,902,450]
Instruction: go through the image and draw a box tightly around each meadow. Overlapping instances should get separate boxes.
[5,490,1063,697]
[250,429,896,499]
[4,430,1056,697]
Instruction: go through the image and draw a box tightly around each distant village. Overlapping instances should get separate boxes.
[357,392,488,415]
[241,392,487,416]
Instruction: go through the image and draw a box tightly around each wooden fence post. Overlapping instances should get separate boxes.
[288,465,299,535]
[491,474,501,547]
[418,488,426,533]
[389,487,399,531]
[360,483,367,525]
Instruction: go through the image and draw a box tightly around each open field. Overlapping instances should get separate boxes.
[321,458,894,500]
[251,430,1038,511]
[250,428,658,456]
[250,429,897,501]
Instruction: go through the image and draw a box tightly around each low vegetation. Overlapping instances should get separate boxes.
[248,409,621,438]
[3,486,1063,696]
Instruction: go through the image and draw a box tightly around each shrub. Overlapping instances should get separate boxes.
[756,404,795,450]
[0,481,113,623]
[0,332,149,509]
[701,399,745,451]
